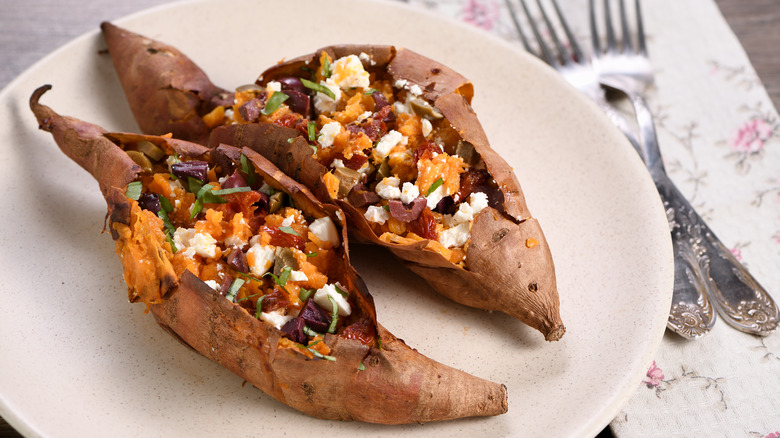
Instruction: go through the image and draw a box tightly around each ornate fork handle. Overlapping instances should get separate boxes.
[631,92,779,336]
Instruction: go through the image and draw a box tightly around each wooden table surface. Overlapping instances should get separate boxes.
[1,0,779,436]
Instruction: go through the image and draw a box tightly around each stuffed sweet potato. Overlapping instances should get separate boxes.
[101,23,564,341]
[29,84,508,424]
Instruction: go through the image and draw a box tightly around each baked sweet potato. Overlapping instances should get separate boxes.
[30,84,508,424]
[100,23,564,341]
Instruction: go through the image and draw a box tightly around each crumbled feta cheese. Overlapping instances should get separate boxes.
[166,154,181,172]
[330,159,345,169]
[421,118,433,138]
[375,177,402,200]
[392,101,412,115]
[247,243,275,277]
[394,79,409,89]
[281,215,295,227]
[174,199,181,209]
[204,280,220,291]
[318,121,342,149]
[469,192,489,214]
[260,309,294,329]
[336,210,345,222]
[313,283,352,316]
[374,130,408,160]
[439,222,470,248]
[225,217,249,248]
[400,182,420,205]
[289,270,309,283]
[224,108,235,123]
[313,78,342,113]
[364,205,389,225]
[408,84,423,96]
[168,178,185,193]
[452,201,475,224]
[309,216,340,248]
[173,228,218,259]
[357,110,373,122]
[425,184,447,209]
[358,52,376,66]
[266,81,282,92]
[331,55,370,89]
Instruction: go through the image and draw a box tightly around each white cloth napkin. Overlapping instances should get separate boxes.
[404,0,780,435]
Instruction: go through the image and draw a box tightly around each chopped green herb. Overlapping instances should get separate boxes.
[238,293,262,302]
[279,226,300,236]
[299,288,314,301]
[300,78,336,100]
[322,57,332,79]
[212,186,251,196]
[306,252,317,258]
[164,233,178,253]
[125,181,142,200]
[240,154,258,186]
[264,266,292,287]
[254,295,266,319]
[426,177,444,196]
[308,347,336,361]
[157,208,175,234]
[307,121,317,142]
[300,66,316,81]
[261,91,289,115]
[287,138,294,143]
[327,295,339,334]
[236,271,263,284]
[302,326,320,337]
[364,88,378,95]
[334,284,349,298]
[358,362,366,371]
[188,176,203,194]
[225,278,245,302]
[158,194,173,213]
[382,205,390,211]
[309,144,318,154]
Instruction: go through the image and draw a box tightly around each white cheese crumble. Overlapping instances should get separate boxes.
[247,243,275,277]
[394,79,408,89]
[259,182,274,195]
[266,81,282,92]
[332,55,371,89]
[173,228,218,259]
[309,216,340,248]
[313,283,352,316]
[224,216,249,248]
[373,130,408,160]
[330,159,345,169]
[408,84,423,96]
[421,118,433,138]
[400,182,420,204]
[358,52,376,66]
[375,177,402,200]
[318,121,342,149]
[313,78,342,113]
[439,222,471,248]
[357,110,373,122]
[204,280,220,291]
[425,184,447,209]
[289,270,309,283]
[260,309,294,329]
[469,192,489,214]
[281,215,295,227]
[364,205,389,225]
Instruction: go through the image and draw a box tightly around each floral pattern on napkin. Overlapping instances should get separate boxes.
[403,0,780,435]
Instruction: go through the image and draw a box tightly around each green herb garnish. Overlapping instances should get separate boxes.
[364,88,378,95]
[327,295,339,334]
[238,293,262,302]
[307,121,317,142]
[382,205,390,211]
[261,91,289,116]
[225,278,245,303]
[334,284,349,298]
[426,177,444,196]
[322,57,332,79]
[299,288,315,301]
[303,326,321,337]
[264,266,292,287]
[300,78,336,100]
[279,226,300,236]
[212,186,251,196]
[305,340,336,361]
[306,252,317,258]
[164,233,178,253]
[254,295,266,319]
[358,362,366,371]
[240,153,258,186]
[188,176,203,194]
[125,181,142,200]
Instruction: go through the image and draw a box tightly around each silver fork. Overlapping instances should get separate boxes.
[503,0,640,151]
[590,0,778,337]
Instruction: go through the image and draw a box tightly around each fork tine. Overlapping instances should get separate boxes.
[635,0,647,55]
[534,0,570,65]
[512,0,558,66]
[603,0,618,53]
[618,0,633,52]
[504,0,534,53]
[589,0,601,55]
[549,0,584,63]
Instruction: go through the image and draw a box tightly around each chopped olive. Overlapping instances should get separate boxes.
[126,150,153,173]
[136,140,165,161]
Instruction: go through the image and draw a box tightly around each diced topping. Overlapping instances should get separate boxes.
[312,79,341,114]
[171,160,208,182]
[299,300,332,333]
[331,55,370,90]
[439,222,470,249]
[260,309,294,329]
[309,216,340,248]
[247,243,275,276]
[318,121,341,149]
[364,205,389,225]
[173,227,219,259]
[373,130,408,161]
[313,283,352,316]
[400,182,420,205]
[375,177,401,200]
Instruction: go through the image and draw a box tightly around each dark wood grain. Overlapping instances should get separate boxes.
[1,0,779,436]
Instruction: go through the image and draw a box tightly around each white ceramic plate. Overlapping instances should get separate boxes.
[0,0,673,436]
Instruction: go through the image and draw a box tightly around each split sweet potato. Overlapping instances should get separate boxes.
[30,84,507,424]
[100,23,564,341]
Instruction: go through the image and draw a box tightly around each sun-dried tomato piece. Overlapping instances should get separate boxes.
[342,154,368,171]
[346,106,390,142]
[260,285,290,313]
[407,207,438,240]
[414,140,443,163]
[260,225,307,251]
[341,318,376,345]
[215,190,263,221]
[457,169,489,201]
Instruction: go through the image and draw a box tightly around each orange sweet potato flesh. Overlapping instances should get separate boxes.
[215,45,565,341]
[100,22,232,145]
[29,85,508,424]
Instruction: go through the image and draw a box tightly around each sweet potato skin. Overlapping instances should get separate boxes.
[215,45,564,341]
[30,85,508,423]
[101,22,232,145]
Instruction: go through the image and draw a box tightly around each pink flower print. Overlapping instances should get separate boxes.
[643,361,664,388]
[764,433,780,438]
[731,117,773,154]
[730,246,743,261]
[462,0,500,31]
